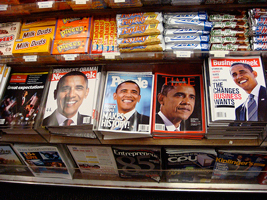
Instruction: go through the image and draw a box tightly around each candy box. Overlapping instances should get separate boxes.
[21,18,56,29]
[12,36,52,55]
[19,26,55,39]
[54,17,93,40]
[0,34,17,56]
[51,37,91,54]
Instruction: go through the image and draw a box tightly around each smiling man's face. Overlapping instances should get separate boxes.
[230,64,257,94]
[113,82,141,114]
[159,85,195,124]
[57,75,89,118]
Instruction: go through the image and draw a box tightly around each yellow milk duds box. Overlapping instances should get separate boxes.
[21,18,56,29]
[19,26,55,40]
[12,36,52,56]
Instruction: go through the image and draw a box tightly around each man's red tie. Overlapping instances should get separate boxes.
[64,119,73,126]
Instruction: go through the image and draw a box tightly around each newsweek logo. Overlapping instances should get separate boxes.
[211,58,261,67]
[0,34,14,43]
[51,71,97,81]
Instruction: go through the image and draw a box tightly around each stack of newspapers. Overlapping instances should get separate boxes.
[203,56,267,139]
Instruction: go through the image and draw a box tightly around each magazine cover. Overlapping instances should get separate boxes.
[112,146,161,182]
[14,144,74,179]
[0,144,27,174]
[152,73,206,138]
[207,56,266,123]
[0,67,11,102]
[0,71,48,128]
[42,66,100,127]
[164,148,216,183]
[67,145,118,175]
[212,149,267,180]
[98,71,154,139]
[0,64,6,85]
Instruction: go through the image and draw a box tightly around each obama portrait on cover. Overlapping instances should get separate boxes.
[42,71,90,126]
[230,62,267,122]
[155,81,196,131]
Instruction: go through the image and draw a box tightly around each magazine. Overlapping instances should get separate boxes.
[112,146,161,182]
[212,149,267,180]
[42,66,101,137]
[0,144,29,174]
[0,71,48,132]
[97,71,154,139]
[207,56,266,125]
[164,148,216,183]
[67,145,118,175]
[14,144,75,179]
[152,73,206,138]
[0,67,11,102]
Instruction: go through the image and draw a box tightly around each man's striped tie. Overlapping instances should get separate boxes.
[248,94,258,121]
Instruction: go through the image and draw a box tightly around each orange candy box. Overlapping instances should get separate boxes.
[51,38,91,54]
[54,17,93,40]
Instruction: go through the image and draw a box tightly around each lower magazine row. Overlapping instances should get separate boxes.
[1,55,267,141]
[1,143,267,185]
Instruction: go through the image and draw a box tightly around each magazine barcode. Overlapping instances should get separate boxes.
[138,124,149,132]
[216,112,226,118]
[155,124,165,131]
[83,117,91,124]
[0,119,5,124]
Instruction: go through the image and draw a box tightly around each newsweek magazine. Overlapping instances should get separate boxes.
[97,71,154,140]
[67,145,118,175]
[0,71,48,134]
[212,149,267,180]
[42,66,101,138]
[164,148,216,183]
[112,146,161,182]
[152,73,206,139]
[14,144,75,179]
[207,56,266,126]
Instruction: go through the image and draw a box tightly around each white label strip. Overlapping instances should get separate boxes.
[114,0,125,3]
[37,1,54,8]
[74,0,88,4]
[209,51,230,58]
[0,5,8,11]
[102,52,120,59]
[62,54,79,61]
[174,51,192,58]
[23,55,37,62]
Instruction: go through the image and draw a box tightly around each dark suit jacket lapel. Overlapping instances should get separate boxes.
[258,86,267,121]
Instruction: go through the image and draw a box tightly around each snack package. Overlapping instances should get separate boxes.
[54,17,93,40]
[51,38,91,54]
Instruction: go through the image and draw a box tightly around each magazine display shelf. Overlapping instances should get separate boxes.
[1,1,267,23]
[1,170,267,193]
[1,1,267,193]
[2,51,267,66]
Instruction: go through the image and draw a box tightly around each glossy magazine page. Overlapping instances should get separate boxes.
[98,71,154,138]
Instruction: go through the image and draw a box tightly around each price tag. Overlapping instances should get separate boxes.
[114,0,125,3]
[23,55,37,62]
[62,54,78,61]
[74,0,88,4]
[209,51,229,58]
[0,5,8,11]
[37,1,53,8]
[102,52,120,59]
[174,51,192,58]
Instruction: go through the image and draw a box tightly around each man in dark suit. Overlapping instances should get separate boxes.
[230,62,267,122]
[111,80,149,131]
[155,81,196,131]
[42,71,90,126]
